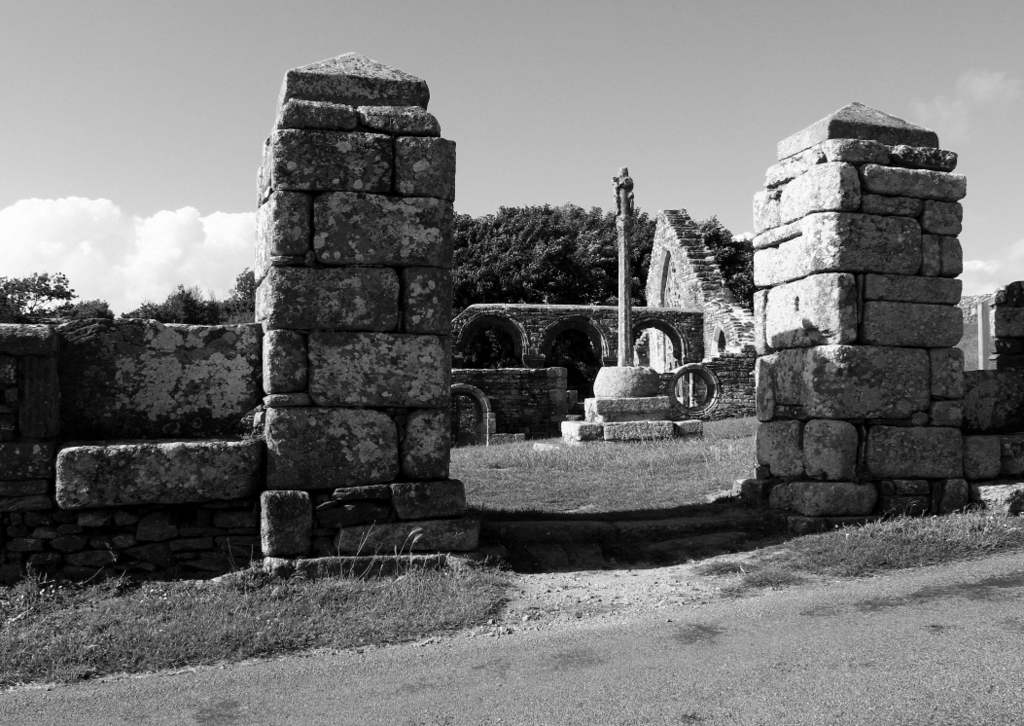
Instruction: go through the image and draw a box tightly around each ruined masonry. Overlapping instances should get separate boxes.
[257,53,476,559]
[752,103,969,523]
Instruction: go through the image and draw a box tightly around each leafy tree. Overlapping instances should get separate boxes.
[696,217,754,310]
[221,268,256,323]
[122,285,223,325]
[0,272,77,322]
[52,299,115,320]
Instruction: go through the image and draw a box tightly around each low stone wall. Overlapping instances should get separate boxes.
[704,351,756,420]
[451,368,567,440]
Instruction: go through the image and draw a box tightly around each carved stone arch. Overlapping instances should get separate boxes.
[668,363,720,418]
[538,315,609,366]
[712,325,728,355]
[450,383,495,446]
[650,247,672,308]
[632,317,686,368]
[453,312,531,367]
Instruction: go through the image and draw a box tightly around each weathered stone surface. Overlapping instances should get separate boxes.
[136,512,177,541]
[1001,435,1024,476]
[358,106,440,136]
[938,478,968,513]
[19,355,59,438]
[859,194,924,217]
[889,145,957,172]
[863,274,961,305]
[994,282,1024,307]
[0,355,16,385]
[866,426,962,478]
[769,481,878,516]
[335,518,479,554]
[317,502,390,528]
[584,396,672,423]
[803,419,857,480]
[263,330,307,394]
[929,401,962,427]
[820,139,891,165]
[0,325,57,356]
[261,490,311,557]
[752,220,801,250]
[57,319,262,440]
[390,479,466,520]
[958,434,999,479]
[0,479,48,496]
[860,301,962,347]
[279,53,430,110]
[777,102,938,160]
[756,420,803,477]
[277,99,358,131]
[962,370,1024,433]
[921,201,963,235]
[0,441,55,480]
[593,366,662,398]
[764,147,825,188]
[995,307,1024,338]
[268,129,392,192]
[930,348,964,400]
[256,266,398,332]
[969,481,1024,514]
[752,190,782,233]
[402,268,452,335]
[0,494,51,511]
[332,484,392,501]
[395,137,455,201]
[561,420,603,443]
[768,346,929,419]
[753,213,921,287]
[255,191,312,282]
[764,273,858,348]
[313,193,453,266]
[308,333,448,407]
[779,163,860,224]
[860,164,966,202]
[264,407,398,489]
[753,290,769,355]
[55,439,262,509]
[920,234,941,276]
[401,408,450,480]
[673,420,703,436]
[602,421,676,441]
[264,393,312,407]
[939,236,962,278]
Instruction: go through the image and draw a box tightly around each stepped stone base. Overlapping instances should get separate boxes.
[561,419,703,444]
[584,396,672,423]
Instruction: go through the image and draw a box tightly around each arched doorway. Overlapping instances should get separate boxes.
[539,317,607,401]
[454,313,529,368]
[450,383,495,446]
[632,319,685,372]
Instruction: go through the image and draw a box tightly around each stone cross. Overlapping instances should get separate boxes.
[613,167,634,367]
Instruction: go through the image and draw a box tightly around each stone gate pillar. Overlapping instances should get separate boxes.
[752,103,968,523]
[255,53,477,559]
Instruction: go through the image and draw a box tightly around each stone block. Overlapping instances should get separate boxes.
[753,290,769,355]
[993,354,1024,371]
[264,393,312,408]
[358,106,440,136]
[778,103,938,160]
[1001,434,1024,476]
[962,370,1024,433]
[277,99,358,131]
[862,274,961,305]
[865,426,962,478]
[752,220,801,251]
[255,191,313,283]
[279,53,430,110]
[308,333,449,407]
[819,139,891,165]
[390,479,466,520]
[764,273,857,348]
[19,355,59,439]
[860,194,924,217]
[921,201,963,235]
[755,356,775,421]
[938,478,968,513]
[753,213,921,287]
[401,408,450,480]
[860,302,962,347]
[317,502,391,528]
[0,441,55,480]
[802,419,857,480]
[0,494,51,512]
[930,348,964,400]
[268,129,392,192]
[962,436,1001,480]
[212,510,258,529]
[313,193,453,267]
[602,420,675,441]
[255,266,399,332]
[0,356,16,385]
[331,484,392,502]
[994,282,1024,307]
[57,319,262,440]
[752,190,782,233]
[561,420,604,444]
[889,145,957,172]
[261,490,312,557]
[860,164,966,201]
[994,307,1024,338]
[929,401,962,427]
[136,512,178,542]
[402,268,452,335]
[920,234,941,276]
[335,518,479,554]
[55,439,263,509]
[673,420,704,436]
[395,137,456,201]
[969,481,1024,515]
[779,163,860,224]
[938,236,962,277]
[0,325,58,356]
[584,396,672,423]
[756,420,803,477]
[0,480,48,496]
[264,407,399,489]
[764,146,825,188]
[263,330,307,394]
[768,481,877,517]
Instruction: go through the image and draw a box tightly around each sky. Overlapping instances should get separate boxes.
[0,0,1022,313]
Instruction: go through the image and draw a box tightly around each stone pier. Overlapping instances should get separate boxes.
[752,103,968,523]
[256,53,477,557]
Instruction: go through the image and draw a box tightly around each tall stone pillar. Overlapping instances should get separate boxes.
[752,103,968,523]
[256,54,477,559]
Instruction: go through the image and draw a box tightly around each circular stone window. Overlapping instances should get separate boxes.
[669,363,720,418]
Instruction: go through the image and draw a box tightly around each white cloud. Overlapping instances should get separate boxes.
[911,69,1021,143]
[0,198,255,314]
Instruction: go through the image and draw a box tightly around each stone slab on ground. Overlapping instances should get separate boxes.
[335,518,479,554]
[57,319,263,440]
[673,420,703,436]
[561,420,604,444]
[584,396,672,423]
[602,420,675,441]
[969,481,1024,514]
[55,439,263,509]
[262,553,447,579]
[261,490,312,558]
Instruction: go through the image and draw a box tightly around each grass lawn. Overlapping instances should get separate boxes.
[453,417,758,517]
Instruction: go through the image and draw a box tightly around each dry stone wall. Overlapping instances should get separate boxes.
[451,367,568,441]
[752,103,969,522]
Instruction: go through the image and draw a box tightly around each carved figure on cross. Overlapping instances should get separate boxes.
[613,167,634,218]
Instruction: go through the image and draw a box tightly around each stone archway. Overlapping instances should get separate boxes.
[453,312,531,368]
[632,318,686,372]
[538,316,610,366]
[450,383,495,446]
[668,363,720,418]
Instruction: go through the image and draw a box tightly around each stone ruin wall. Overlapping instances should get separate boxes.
[451,367,567,443]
